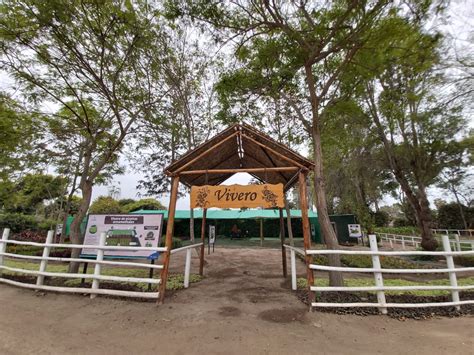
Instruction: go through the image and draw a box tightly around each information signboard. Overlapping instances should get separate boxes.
[82,213,163,259]
[348,224,362,238]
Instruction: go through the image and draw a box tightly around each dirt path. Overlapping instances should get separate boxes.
[0,247,472,354]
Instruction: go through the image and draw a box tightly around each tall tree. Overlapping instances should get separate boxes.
[353,15,468,249]
[1,0,168,271]
[172,0,397,285]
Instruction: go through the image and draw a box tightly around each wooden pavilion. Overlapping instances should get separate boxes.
[158,123,315,303]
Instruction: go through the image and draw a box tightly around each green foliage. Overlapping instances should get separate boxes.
[88,196,122,214]
[372,211,389,227]
[340,255,420,270]
[309,253,421,269]
[122,198,166,213]
[0,94,42,179]
[374,226,418,236]
[0,213,56,233]
[1,174,66,214]
[437,202,474,229]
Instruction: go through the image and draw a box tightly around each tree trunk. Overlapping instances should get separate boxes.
[304,64,343,286]
[416,184,437,250]
[68,179,93,273]
[284,197,294,246]
[452,188,468,230]
[189,208,195,242]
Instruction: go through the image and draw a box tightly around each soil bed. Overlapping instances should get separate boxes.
[297,290,474,320]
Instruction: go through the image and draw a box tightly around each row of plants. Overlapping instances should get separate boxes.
[0,213,57,233]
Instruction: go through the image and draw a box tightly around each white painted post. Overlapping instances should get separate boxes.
[184,248,192,288]
[369,235,387,315]
[411,237,415,246]
[441,234,460,311]
[290,249,297,291]
[389,238,393,250]
[36,230,54,286]
[401,236,406,250]
[91,232,106,299]
[454,232,461,252]
[0,228,10,276]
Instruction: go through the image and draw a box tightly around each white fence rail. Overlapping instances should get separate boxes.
[306,235,474,313]
[0,228,167,299]
[378,232,474,251]
[283,245,305,291]
[170,243,203,288]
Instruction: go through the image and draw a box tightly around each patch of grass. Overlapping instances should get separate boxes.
[3,259,203,291]
[297,277,474,296]
[306,254,422,269]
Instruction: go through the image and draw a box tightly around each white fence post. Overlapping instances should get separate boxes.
[90,232,107,299]
[184,248,192,288]
[0,228,10,276]
[291,249,297,291]
[441,234,461,311]
[401,236,406,250]
[369,235,387,314]
[454,232,461,252]
[36,230,54,286]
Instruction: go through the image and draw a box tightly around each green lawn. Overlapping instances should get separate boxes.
[2,259,202,291]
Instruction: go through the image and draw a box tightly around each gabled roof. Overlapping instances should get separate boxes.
[164,123,314,190]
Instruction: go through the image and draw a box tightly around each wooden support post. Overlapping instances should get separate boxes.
[158,176,180,304]
[260,218,263,247]
[279,208,287,278]
[298,171,315,307]
[199,208,207,276]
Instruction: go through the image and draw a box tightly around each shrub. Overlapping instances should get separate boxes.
[11,230,46,243]
[0,213,38,233]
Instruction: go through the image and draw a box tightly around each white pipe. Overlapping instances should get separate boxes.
[0,252,164,269]
[171,242,203,255]
[311,300,474,308]
[0,278,159,299]
[184,249,192,288]
[291,249,297,291]
[0,228,9,275]
[305,250,474,256]
[309,264,474,273]
[442,234,461,311]
[311,285,474,292]
[36,230,54,286]
[90,232,106,299]
[0,265,161,284]
[0,239,167,252]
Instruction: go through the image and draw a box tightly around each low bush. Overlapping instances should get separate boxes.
[11,230,46,243]
[0,213,57,233]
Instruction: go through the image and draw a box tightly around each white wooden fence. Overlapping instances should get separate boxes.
[378,232,474,251]
[170,243,203,288]
[290,235,474,313]
[0,228,170,299]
